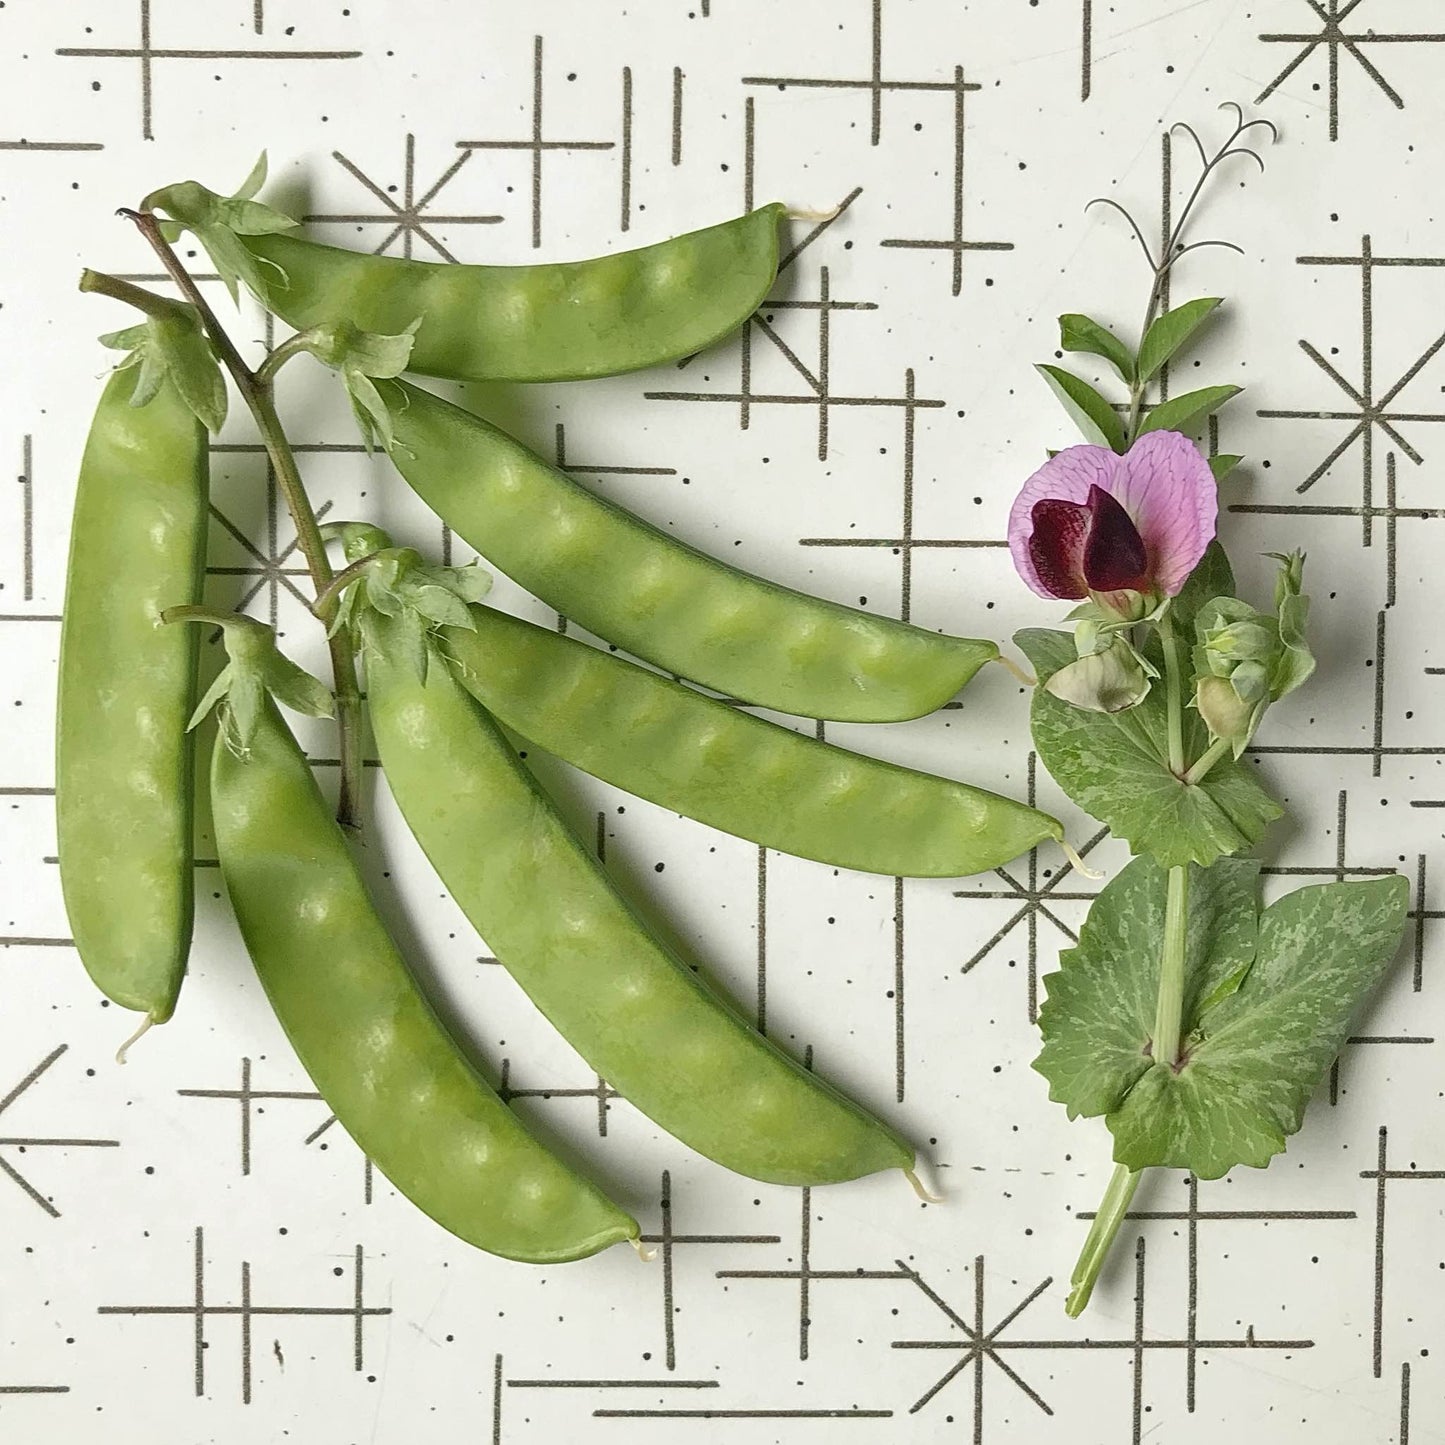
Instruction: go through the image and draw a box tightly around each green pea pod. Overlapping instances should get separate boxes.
[57,370,208,1022]
[442,605,1061,877]
[241,204,786,383]
[361,607,914,1187]
[210,686,639,1263]
[384,378,999,722]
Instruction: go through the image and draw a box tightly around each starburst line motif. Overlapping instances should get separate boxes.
[1256,238,1445,509]
[893,1257,1056,1421]
[305,135,503,261]
[1256,0,1445,141]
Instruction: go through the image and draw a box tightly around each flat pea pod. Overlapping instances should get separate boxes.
[210,683,638,1263]
[384,378,999,722]
[56,369,208,1022]
[360,607,913,1187]
[241,204,786,383]
[442,605,1062,877]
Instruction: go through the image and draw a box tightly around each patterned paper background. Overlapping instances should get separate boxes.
[2,2,1443,1441]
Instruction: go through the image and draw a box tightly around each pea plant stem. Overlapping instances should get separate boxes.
[1184,735,1231,786]
[1065,1161,1141,1317]
[1157,610,1187,777]
[113,211,364,829]
[1069,601,1194,1314]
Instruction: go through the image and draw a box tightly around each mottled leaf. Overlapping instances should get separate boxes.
[1106,876,1410,1177]
[1035,855,1260,1119]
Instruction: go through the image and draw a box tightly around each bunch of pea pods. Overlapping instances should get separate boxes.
[57,164,1065,1263]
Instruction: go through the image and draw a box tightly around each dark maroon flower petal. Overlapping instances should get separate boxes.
[1027,497,1091,599]
[1082,484,1149,592]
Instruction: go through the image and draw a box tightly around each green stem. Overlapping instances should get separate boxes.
[1065,1163,1141,1317]
[254,332,313,388]
[1158,609,1187,776]
[1183,736,1231,787]
[120,208,364,830]
[79,268,184,321]
[1152,864,1191,1069]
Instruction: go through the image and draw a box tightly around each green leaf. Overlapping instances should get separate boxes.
[263,652,336,720]
[234,151,269,201]
[1138,384,1241,438]
[188,664,234,732]
[1036,364,1127,452]
[100,306,228,433]
[408,583,475,630]
[1208,454,1243,483]
[1035,855,1260,1119]
[1058,314,1135,384]
[1106,875,1410,1178]
[1015,627,1283,868]
[345,370,398,453]
[1136,297,1223,383]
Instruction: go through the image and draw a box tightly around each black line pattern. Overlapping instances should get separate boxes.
[0,1046,119,1218]
[97,1229,389,1403]
[1256,0,1445,141]
[56,0,361,141]
[6,9,1443,1439]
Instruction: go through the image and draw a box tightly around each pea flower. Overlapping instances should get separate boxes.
[1008,432,1218,614]
[1008,432,1218,713]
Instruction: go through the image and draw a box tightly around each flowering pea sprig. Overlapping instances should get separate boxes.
[1006,108,1409,1317]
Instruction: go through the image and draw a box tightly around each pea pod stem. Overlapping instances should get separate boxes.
[79,266,180,320]
[116,210,364,828]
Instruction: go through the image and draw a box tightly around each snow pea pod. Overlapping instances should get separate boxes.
[441,605,1061,877]
[358,604,913,1187]
[241,204,786,383]
[383,378,999,721]
[56,369,208,1022]
[206,646,639,1263]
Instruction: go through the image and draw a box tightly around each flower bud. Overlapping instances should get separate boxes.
[1045,636,1152,714]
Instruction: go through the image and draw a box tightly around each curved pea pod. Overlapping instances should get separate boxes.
[241,204,786,383]
[56,370,208,1022]
[361,609,913,1187]
[384,378,999,722]
[211,692,639,1264]
[442,606,1061,877]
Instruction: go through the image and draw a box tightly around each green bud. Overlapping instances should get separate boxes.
[1195,674,1266,757]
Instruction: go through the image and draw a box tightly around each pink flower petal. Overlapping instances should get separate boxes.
[1106,431,1218,596]
[1007,445,1120,598]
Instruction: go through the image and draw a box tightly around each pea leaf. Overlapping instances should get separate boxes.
[1015,627,1282,868]
[1209,454,1243,483]
[1138,384,1241,439]
[1036,364,1127,453]
[1104,874,1409,1178]
[1136,297,1222,383]
[1058,314,1135,384]
[1035,855,1261,1120]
